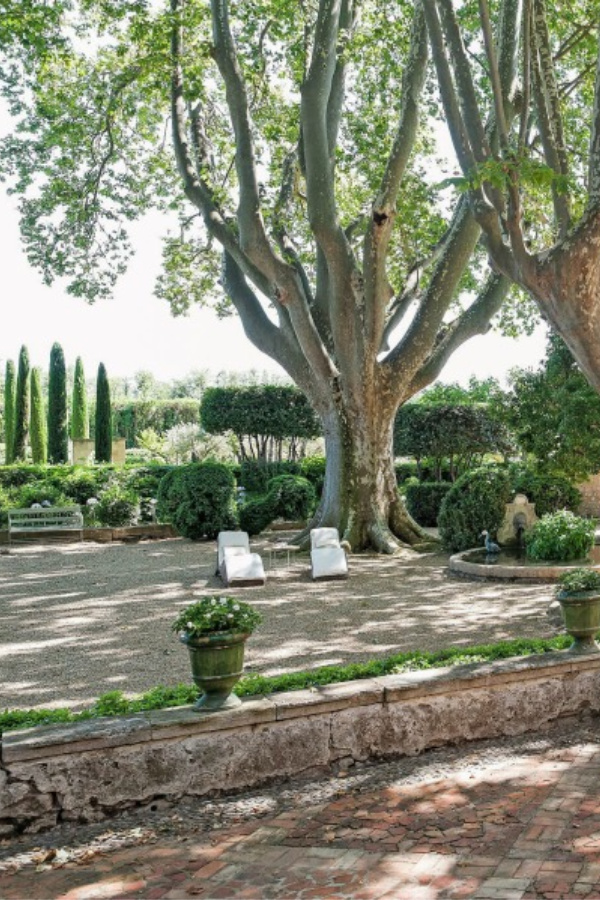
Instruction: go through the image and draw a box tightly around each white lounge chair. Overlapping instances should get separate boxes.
[217,531,266,587]
[310,527,348,580]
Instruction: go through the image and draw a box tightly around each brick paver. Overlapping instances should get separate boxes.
[2,726,600,899]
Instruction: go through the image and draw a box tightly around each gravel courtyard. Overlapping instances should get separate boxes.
[0,535,562,712]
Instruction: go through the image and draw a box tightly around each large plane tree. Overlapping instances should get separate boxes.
[0,0,524,551]
[424,0,600,393]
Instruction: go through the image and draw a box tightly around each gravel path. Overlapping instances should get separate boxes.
[0,534,561,712]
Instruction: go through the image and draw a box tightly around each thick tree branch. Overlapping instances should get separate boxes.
[478,0,509,148]
[438,0,489,161]
[588,28,600,206]
[379,204,464,353]
[363,1,429,356]
[408,273,512,392]
[222,253,316,396]
[531,0,571,234]
[300,0,343,242]
[210,0,282,276]
[170,0,271,298]
[384,200,481,384]
[423,0,477,174]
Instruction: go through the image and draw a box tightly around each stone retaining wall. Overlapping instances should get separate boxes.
[2,651,600,836]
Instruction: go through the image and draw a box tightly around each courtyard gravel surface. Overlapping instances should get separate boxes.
[0,534,562,712]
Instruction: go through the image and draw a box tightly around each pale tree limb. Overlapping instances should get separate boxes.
[437,0,489,160]
[210,0,284,277]
[588,27,600,207]
[531,0,571,235]
[170,0,271,298]
[363,1,428,355]
[407,272,512,393]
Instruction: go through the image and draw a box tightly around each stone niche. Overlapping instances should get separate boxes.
[497,493,538,546]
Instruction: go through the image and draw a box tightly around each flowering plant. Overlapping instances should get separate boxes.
[171,595,262,637]
[557,568,600,596]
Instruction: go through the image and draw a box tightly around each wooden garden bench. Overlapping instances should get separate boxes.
[7,507,84,546]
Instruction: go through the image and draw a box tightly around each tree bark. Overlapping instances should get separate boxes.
[309,399,431,554]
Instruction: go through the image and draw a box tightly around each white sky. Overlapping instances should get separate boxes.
[0,104,547,387]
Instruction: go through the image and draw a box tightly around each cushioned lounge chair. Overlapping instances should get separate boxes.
[310,527,348,580]
[217,531,266,587]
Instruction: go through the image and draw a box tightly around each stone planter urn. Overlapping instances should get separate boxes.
[557,590,600,655]
[180,630,249,711]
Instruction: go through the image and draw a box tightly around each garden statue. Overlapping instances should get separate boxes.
[481,530,501,554]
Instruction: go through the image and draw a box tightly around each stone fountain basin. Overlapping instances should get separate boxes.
[449,545,600,581]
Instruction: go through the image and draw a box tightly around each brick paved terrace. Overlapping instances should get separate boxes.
[2,717,600,899]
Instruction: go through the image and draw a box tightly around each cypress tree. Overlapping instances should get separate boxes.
[4,360,16,464]
[30,368,47,465]
[71,356,89,440]
[13,345,30,462]
[95,363,112,463]
[48,342,69,463]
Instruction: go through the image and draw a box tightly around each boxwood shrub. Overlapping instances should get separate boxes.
[156,462,237,540]
[511,468,581,517]
[438,466,513,552]
[405,481,453,527]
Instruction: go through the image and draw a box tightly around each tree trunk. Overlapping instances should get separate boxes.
[309,402,431,554]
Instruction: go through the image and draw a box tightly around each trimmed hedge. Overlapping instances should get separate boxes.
[239,459,301,494]
[405,481,453,527]
[0,634,575,733]
[512,468,581,517]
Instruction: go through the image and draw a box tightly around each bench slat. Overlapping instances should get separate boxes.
[7,507,84,544]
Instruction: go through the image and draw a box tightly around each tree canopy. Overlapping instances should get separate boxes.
[2,0,596,550]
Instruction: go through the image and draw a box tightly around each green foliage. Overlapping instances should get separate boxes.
[239,494,278,536]
[95,485,138,527]
[239,474,315,535]
[438,466,513,552]
[0,635,575,733]
[557,568,600,596]
[156,462,237,540]
[394,403,510,480]
[299,456,326,497]
[112,399,199,448]
[71,356,89,440]
[172,595,262,637]
[511,467,581,517]
[4,360,15,465]
[524,511,595,562]
[47,342,69,464]
[201,386,321,460]
[239,459,301,493]
[267,475,316,521]
[497,333,600,480]
[11,482,72,509]
[29,367,47,465]
[95,363,112,463]
[13,345,30,462]
[405,481,453,527]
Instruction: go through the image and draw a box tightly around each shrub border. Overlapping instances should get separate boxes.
[0,634,573,734]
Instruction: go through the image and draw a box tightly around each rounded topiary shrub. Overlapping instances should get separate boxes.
[405,481,453,527]
[268,474,316,521]
[511,468,581,517]
[524,510,595,562]
[156,462,237,540]
[438,466,513,553]
[239,494,278,536]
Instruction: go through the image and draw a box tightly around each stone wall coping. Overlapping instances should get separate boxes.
[3,650,598,765]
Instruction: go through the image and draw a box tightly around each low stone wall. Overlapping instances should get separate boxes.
[2,651,600,836]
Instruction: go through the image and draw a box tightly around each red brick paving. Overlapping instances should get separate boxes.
[2,737,600,898]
